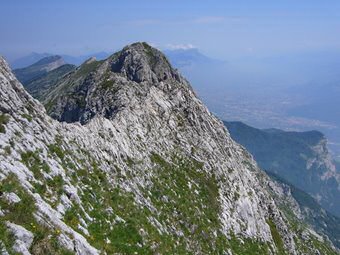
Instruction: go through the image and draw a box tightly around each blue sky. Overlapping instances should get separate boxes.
[1,0,340,60]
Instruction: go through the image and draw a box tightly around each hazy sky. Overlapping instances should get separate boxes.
[1,0,340,60]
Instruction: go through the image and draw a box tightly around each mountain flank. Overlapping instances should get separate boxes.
[0,43,338,254]
[12,56,76,101]
[225,121,340,218]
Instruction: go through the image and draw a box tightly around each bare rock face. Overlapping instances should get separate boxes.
[2,192,21,204]
[0,44,338,254]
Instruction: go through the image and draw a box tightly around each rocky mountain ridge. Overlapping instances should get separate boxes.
[0,43,338,254]
[10,53,52,69]
[13,55,66,85]
[10,52,111,69]
[21,64,76,101]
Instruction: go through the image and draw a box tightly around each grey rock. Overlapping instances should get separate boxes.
[2,192,21,204]
[6,222,34,255]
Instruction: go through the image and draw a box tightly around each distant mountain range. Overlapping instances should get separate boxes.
[164,48,223,69]
[13,55,76,100]
[11,48,218,70]
[9,52,52,69]
[10,51,111,68]
[13,55,66,84]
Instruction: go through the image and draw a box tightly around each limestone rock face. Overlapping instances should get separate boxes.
[0,44,338,254]
[2,192,21,204]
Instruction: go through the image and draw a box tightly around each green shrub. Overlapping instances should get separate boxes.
[0,173,36,228]
[47,175,64,196]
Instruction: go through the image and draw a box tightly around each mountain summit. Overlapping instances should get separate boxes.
[43,42,189,123]
[0,43,338,254]
[110,42,182,83]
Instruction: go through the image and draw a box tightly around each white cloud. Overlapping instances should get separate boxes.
[165,43,196,50]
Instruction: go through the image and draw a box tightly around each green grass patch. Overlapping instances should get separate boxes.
[267,219,285,255]
[44,99,57,113]
[30,230,74,255]
[21,113,33,122]
[64,205,81,231]
[48,144,65,160]
[148,152,224,252]
[0,173,36,229]
[21,150,50,179]
[0,220,16,254]
[227,233,270,255]
[75,60,103,78]
[3,146,11,155]
[47,175,64,196]
[0,114,9,133]
[100,79,114,90]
